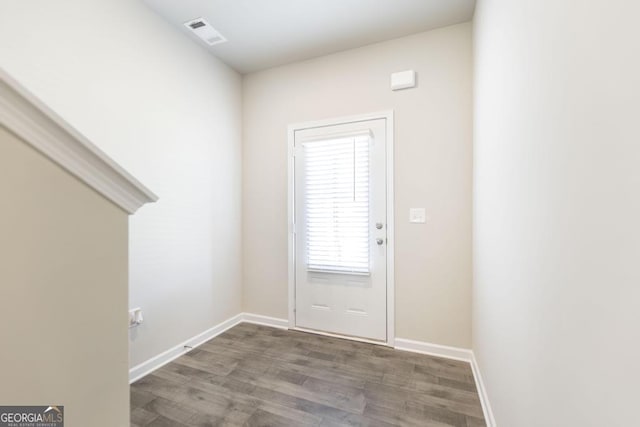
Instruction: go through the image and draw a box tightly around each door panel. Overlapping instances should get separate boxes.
[294,118,387,341]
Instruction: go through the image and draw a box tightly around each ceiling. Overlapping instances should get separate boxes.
[143,0,475,74]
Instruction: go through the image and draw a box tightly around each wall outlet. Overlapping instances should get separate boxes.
[129,307,143,328]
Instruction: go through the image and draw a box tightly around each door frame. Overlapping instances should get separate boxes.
[287,111,395,346]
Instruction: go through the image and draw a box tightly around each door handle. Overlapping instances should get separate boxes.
[376,238,384,245]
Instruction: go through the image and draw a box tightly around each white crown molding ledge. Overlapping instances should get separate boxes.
[0,68,158,214]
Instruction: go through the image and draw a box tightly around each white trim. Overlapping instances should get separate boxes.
[129,313,243,383]
[0,68,157,214]
[129,312,496,427]
[385,112,395,346]
[394,337,496,426]
[287,110,395,345]
[288,111,395,132]
[297,129,373,144]
[470,353,497,427]
[292,326,389,346]
[394,338,473,363]
[242,313,289,329]
[287,128,296,330]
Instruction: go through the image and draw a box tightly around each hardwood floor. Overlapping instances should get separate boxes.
[131,323,486,427]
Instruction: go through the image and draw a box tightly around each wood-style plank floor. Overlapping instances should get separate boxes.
[130,323,486,427]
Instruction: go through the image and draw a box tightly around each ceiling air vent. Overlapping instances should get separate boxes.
[183,18,227,46]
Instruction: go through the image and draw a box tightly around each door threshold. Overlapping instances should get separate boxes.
[292,326,391,347]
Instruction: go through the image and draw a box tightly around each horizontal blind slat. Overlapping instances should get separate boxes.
[303,137,370,274]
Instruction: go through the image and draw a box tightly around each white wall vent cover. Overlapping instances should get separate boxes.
[183,18,227,46]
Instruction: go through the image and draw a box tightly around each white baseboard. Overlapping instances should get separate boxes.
[394,338,473,362]
[129,314,495,427]
[394,338,495,426]
[470,353,496,427]
[242,313,288,329]
[129,313,243,383]
[129,312,288,383]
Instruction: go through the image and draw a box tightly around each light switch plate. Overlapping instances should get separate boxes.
[409,208,426,223]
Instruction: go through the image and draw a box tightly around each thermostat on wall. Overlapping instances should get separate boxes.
[391,70,416,91]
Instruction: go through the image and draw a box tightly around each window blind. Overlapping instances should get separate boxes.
[303,134,371,274]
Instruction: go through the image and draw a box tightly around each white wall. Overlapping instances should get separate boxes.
[0,0,243,367]
[243,24,473,347]
[473,0,640,425]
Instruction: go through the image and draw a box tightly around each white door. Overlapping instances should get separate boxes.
[293,118,387,341]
